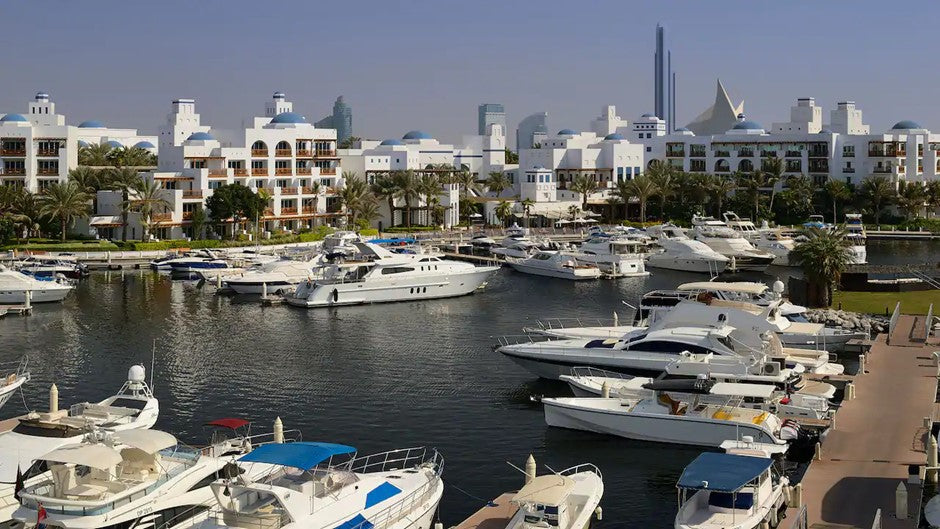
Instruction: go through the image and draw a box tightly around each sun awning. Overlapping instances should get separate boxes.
[113,430,177,454]
[238,442,357,470]
[89,215,123,227]
[512,474,575,506]
[677,453,773,492]
[206,418,250,430]
[42,443,122,469]
[677,281,768,295]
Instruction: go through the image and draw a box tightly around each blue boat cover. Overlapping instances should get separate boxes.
[238,442,356,470]
[677,453,772,492]
[371,237,416,244]
[364,481,402,509]
[334,514,374,529]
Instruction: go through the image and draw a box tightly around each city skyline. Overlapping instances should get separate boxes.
[1,1,937,145]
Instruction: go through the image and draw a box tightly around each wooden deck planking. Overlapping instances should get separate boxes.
[452,493,518,529]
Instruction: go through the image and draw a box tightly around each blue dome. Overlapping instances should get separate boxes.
[133,140,156,149]
[77,140,90,148]
[402,130,432,140]
[732,120,764,131]
[640,113,657,118]
[557,129,577,136]
[186,132,214,141]
[78,120,105,128]
[891,120,922,130]
[270,112,307,124]
[105,140,123,148]
[379,139,404,146]
[604,133,625,140]
[1,114,28,123]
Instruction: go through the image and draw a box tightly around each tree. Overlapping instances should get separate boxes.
[708,174,736,217]
[612,180,633,220]
[78,143,113,166]
[569,174,596,213]
[824,179,852,224]
[129,179,171,241]
[106,167,141,241]
[567,204,581,221]
[762,156,784,212]
[356,195,381,226]
[792,227,853,307]
[371,175,400,227]
[678,172,710,215]
[205,183,266,239]
[454,170,482,198]
[858,175,894,223]
[189,206,207,240]
[625,175,657,222]
[646,160,675,219]
[777,175,816,221]
[337,136,361,149]
[12,191,42,239]
[338,173,370,226]
[736,170,768,221]
[897,181,927,219]
[521,198,535,228]
[307,181,322,227]
[504,149,519,164]
[39,182,91,241]
[485,171,510,197]
[417,173,440,226]
[107,146,156,168]
[495,200,513,227]
[926,181,940,218]
[392,170,419,227]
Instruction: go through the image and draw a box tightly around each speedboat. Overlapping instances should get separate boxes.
[14,257,88,280]
[723,212,795,266]
[802,214,828,229]
[675,453,787,529]
[573,235,649,277]
[491,239,538,259]
[0,265,73,304]
[223,258,322,295]
[169,255,230,275]
[0,357,29,412]
[0,365,158,525]
[285,242,499,307]
[646,225,728,275]
[150,250,219,271]
[321,231,364,258]
[505,251,601,280]
[167,443,444,529]
[641,281,809,322]
[470,234,498,254]
[844,213,867,265]
[11,422,291,529]
[690,216,775,272]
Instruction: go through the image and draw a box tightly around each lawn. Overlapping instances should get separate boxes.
[2,240,121,252]
[832,290,940,315]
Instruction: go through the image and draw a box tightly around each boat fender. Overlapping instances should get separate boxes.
[594,507,602,521]
[332,288,339,302]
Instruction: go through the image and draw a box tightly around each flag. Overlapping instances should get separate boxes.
[13,465,23,500]
[36,502,47,529]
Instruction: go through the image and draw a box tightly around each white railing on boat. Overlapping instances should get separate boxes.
[557,462,603,481]
[568,366,632,380]
[533,317,620,331]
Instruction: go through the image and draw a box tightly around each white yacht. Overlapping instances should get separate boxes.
[12,423,292,529]
[0,265,73,304]
[690,216,775,272]
[491,238,538,259]
[223,258,322,295]
[0,365,159,526]
[573,235,649,277]
[642,281,809,322]
[646,225,728,275]
[675,453,787,529]
[14,257,88,280]
[285,242,499,307]
[166,443,444,529]
[505,251,601,280]
[722,213,796,266]
[0,358,29,412]
[150,250,219,271]
[321,231,364,258]
[844,213,867,265]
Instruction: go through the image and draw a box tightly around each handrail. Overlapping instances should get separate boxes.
[569,366,631,380]
[788,504,808,529]
[927,303,936,341]
[887,302,901,345]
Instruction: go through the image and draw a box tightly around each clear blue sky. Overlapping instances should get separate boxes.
[1,1,934,145]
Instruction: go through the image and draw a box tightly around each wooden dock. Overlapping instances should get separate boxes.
[788,314,939,528]
[452,493,518,529]
[0,304,32,317]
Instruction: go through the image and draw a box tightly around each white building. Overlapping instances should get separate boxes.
[0,92,155,193]
[107,92,341,240]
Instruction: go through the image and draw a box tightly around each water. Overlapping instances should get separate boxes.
[0,242,927,527]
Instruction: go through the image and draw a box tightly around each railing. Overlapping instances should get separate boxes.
[320,167,337,175]
[2,168,26,176]
[182,190,203,199]
[0,149,26,156]
[233,168,248,176]
[151,213,172,222]
[714,150,731,157]
[280,207,298,216]
[887,301,901,345]
[296,149,312,157]
[873,167,893,174]
[275,149,292,157]
[208,169,228,178]
[315,150,337,157]
[280,186,298,194]
[569,366,631,380]
[182,212,194,220]
[785,150,802,157]
[925,303,934,341]
[760,151,777,157]
[37,169,59,176]
[37,149,60,157]
[302,206,317,214]
[787,503,808,529]
[737,149,754,157]
[263,208,274,216]
[666,150,685,157]
[297,167,312,175]
[301,186,319,194]
[251,149,267,157]
[843,168,856,173]
[533,316,619,332]
[274,168,293,176]
[252,168,268,176]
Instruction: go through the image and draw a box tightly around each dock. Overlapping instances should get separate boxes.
[0,304,32,317]
[788,314,939,528]
[452,493,518,529]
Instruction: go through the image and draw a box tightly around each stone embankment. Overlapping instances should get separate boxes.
[804,308,888,335]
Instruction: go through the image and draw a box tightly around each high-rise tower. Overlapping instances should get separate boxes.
[654,24,676,133]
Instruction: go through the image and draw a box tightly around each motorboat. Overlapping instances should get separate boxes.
[285,242,499,307]
[150,250,219,271]
[14,257,88,280]
[573,235,649,277]
[802,214,828,229]
[169,255,231,275]
[491,239,538,259]
[722,213,795,266]
[321,230,363,258]
[223,258,322,295]
[844,213,867,265]
[641,281,809,322]
[690,216,775,272]
[165,443,444,529]
[0,357,29,412]
[11,421,294,529]
[0,365,159,525]
[646,225,728,275]
[0,265,73,304]
[560,370,831,420]
[452,461,603,529]
[505,251,601,280]
[470,234,498,254]
[675,453,787,529]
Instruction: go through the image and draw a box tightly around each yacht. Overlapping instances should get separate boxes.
[223,258,322,295]
[169,255,231,276]
[641,281,809,322]
[573,234,649,277]
[0,358,29,412]
[646,225,728,275]
[722,213,796,266]
[150,250,220,271]
[491,238,538,259]
[675,453,787,529]
[802,214,828,229]
[844,213,867,265]
[165,442,444,529]
[12,423,292,529]
[470,234,498,254]
[285,242,499,307]
[0,365,158,526]
[0,265,73,304]
[14,257,88,280]
[690,216,775,272]
[321,231,364,258]
[505,251,601,280]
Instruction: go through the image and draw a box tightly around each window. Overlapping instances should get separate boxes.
[646,146,651,152]
[381,267,414,275]
[209,181,222,189]
[843,145,855,157]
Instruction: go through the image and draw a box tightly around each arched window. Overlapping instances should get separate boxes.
[715,159,730,173]
[251,141,267,155]
[276,141,291,150]
[738,159,753,172]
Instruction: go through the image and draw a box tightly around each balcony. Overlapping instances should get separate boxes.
[275,149,292,157]
[152,213,172,222]
[252,168,268,176]
[296,149,313,157]
[843,168,856,173]
[737,149,754,157]
[873,167,892,174]
[37,149,60,157]
[326,186,341,195]
[37,169,59,176]
[315,150,337,157]
[297,167,312,175]
[274,167,293,176]
[689,149,707,158]
[182,211,194,220]
[666,150,685,158]
[280,207,298,216]
[714,150,731,157]
[208,169,228,178]
[2,168,25,176]
[280,186,299,194]
[0,148,26,157]
[320,167,337,175]
[302,186,318,194]
[785,163,802,173]
[785,150,802,157]
[251,149,268,157]
[302,206,317,214]
[233,168,248,177]
[760,151,777,158]
[182,190,203,199]
[263,208,274,217]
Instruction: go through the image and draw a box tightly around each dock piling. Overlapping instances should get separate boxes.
[273,416,283,443]
[601,381,610,399]
[858,354,866,375]
[895,482,908,519]
[24,290,31,311]
[524,454,536,484]
[216,274,222,289]
[845,382,855,400]
[813,442,822,461]
[49,383,58,413]
[928,435,938,484]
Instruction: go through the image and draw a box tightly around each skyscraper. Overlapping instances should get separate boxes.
[315,96,353,143]
[654,24,676,133]
[516,112,548,151]
[478,103,506,136]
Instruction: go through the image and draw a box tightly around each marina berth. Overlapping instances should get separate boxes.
[674,453,787,529]
[690,215,776,272]
[505,251,601,280]
[0,264,73,304]
[645,224,729,275]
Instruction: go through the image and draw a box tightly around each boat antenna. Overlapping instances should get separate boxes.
[150,339,156,390]
[505,461,528,475]
[543,464,558,474]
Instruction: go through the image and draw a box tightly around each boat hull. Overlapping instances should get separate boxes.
[0,286,71,304]
[506,261,600,280]
[646,255,727,274]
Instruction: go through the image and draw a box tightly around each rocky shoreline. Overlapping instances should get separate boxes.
[804,308,888,335]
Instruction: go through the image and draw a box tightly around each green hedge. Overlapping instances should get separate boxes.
[896,218,940,233]
[3,241,121,252]
[359,228,379,237]
[114,227,336,251]
[384,226,439,233]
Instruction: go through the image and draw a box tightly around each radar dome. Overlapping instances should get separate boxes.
[128,364,146,383]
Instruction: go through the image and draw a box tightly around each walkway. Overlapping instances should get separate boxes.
[792,315,938,528]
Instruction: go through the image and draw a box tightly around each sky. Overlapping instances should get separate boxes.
[1,1,937,146]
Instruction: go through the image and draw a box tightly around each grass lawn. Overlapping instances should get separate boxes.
[832,290,940,315]
[2,240,121,252]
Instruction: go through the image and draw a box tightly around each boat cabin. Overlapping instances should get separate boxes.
[675,452,779,528]
[511,475,575,529]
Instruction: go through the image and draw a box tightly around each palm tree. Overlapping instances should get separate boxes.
[106,167,141,241]
[12,191,42,239]
[612,180,633,220]
[69,166,103,215]
[107,146,156,168]
[307,181,322,227]
[338,175,370,226]
[392,170,419,227]
[520,198,535,228]
[824,179,852,224]
[897,181,927,219]
[39,182,91,241]
[736,170,767,221]
[681,172,711,214]
[130,179,171,241]
[371,175,400,227]
[762,157,784,212]
[858,175,895,224]
[485,171,510,197]
[708,174,736,217]
[792,227,853,307]
[778,175,816,214]
[454,170,481,198]
[356,195,381,226]
[626,175,657,222]
[494,200,513,227]
[926,181,940,218]
[569,174,596,213]
[646,160,675,219]
[78,143,113,166]
[417,173,440,226]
